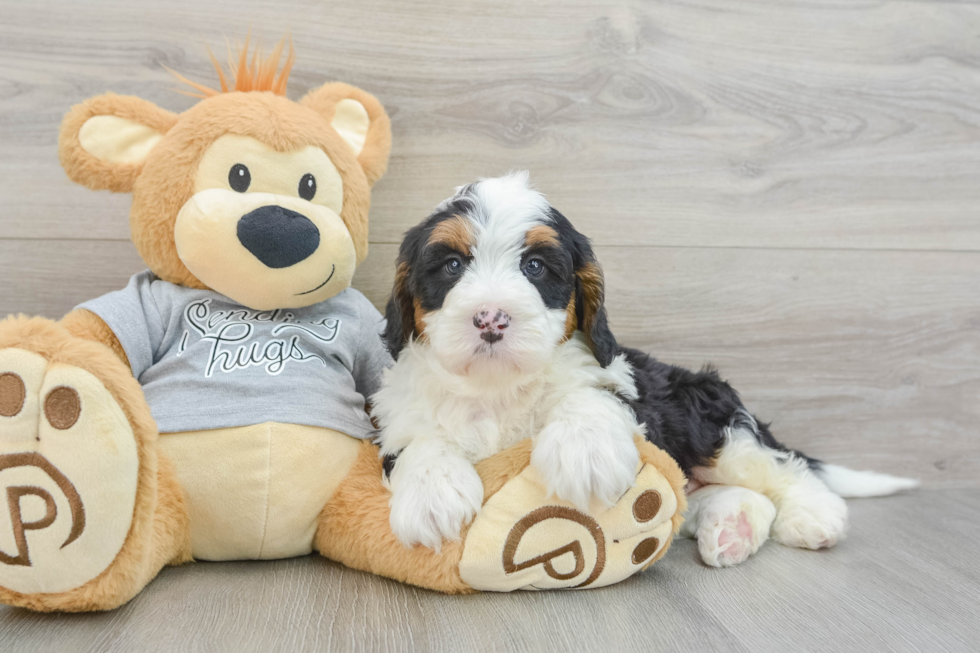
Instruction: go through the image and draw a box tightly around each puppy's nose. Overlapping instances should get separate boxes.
[473,309,511,344]
[237,205,320,268]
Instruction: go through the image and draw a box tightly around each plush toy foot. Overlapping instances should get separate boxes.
[459,436,686,591]
[0,317,189,612]
[316,436,685,594]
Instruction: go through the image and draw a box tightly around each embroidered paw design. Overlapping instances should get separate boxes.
[459,460,677,591]
[0,348,139,595]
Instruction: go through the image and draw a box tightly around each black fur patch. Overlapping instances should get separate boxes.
[382,451,400,480]
[620,347,818,475]
[383,199,473,357]
[521,244,574,310]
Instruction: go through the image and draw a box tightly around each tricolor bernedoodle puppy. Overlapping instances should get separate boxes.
[372,172,918,566]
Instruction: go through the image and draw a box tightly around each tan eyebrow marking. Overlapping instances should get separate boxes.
[428,215,474,256]
[524,224,560,249]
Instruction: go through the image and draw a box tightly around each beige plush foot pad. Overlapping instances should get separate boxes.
[459,460,679,591]
[0,348,139,595]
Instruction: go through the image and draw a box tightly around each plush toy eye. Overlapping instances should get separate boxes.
[299,173,317,201]
[523,258,544,277]
[445,258,464,275]
[229,164,251,193]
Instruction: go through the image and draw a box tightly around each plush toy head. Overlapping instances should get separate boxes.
[58,39,391,310]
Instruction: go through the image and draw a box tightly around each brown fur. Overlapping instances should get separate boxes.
[563,294,577,342]
[301,82,392,187]
[576,262,605,350]
[428,215,474,256]
[315,442,473,594]
[412,298,429,342]
[0,316,190,611]
[474,440,533,503]
[60,309,130,368]
[58,94,178,194]
[391,262,418,343]
[524,224,559,249]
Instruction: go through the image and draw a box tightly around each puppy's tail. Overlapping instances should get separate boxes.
[815,463,920,498]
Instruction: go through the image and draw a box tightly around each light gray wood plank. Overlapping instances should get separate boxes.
[1,0,979,249]
[0,489,976,652]
[2,240,977,489]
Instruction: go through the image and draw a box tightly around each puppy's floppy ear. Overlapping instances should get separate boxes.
[300,82,392,186]
[59,93,177,193]
[384,222,433,358]
[571,230,618,367]
[383,259,418,359]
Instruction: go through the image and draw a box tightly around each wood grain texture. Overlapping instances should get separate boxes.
[1,489,977,652]
[1,0,979,646]
[1,0,980,249]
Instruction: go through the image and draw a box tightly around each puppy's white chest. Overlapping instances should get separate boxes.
[451,403,534,463]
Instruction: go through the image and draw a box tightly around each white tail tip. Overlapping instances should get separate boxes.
[818,464,920,498]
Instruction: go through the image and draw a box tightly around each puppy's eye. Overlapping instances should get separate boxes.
[299,173,317,201]
[523,258,544,277]
[445,258,464,275]
[229,164,251,192]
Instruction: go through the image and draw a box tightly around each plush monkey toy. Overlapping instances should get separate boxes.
[0,40,686,612]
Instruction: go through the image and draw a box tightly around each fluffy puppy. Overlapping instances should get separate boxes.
[373,172,918,563]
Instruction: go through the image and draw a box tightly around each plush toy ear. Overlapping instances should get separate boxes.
[300,82,392,186]
[59,93,178,193]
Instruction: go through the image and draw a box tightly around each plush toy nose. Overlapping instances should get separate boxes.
[237,206,321,269]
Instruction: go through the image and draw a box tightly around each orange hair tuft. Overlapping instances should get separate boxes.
[167,33,295,99]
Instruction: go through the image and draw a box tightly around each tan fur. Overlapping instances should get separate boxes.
[412,298,429,342]
[0,316,190,611]
[563,294,577,342]
[634,436,687,569]
[474,440,533,503]
[59,94,178,194]
[576,262,605,352]
[300,82,392,187]
[315,442,473,594]
[524,224,559,249]
[59,85,390,288]
[391,262,418,342]
[428,215,474,256]
[60,309,130,369]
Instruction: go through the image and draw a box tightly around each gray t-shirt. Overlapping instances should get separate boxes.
[79,270,391,437]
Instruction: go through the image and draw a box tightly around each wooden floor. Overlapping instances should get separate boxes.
[1,0,978,649]
[1,490,977,652]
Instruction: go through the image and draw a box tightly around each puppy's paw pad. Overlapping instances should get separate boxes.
[699,511,756,567]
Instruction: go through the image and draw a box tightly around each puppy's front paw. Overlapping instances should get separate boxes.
[388,457,484,551]
[531,421,639,510]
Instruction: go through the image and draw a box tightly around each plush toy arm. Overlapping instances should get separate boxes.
[60,308,130,368]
